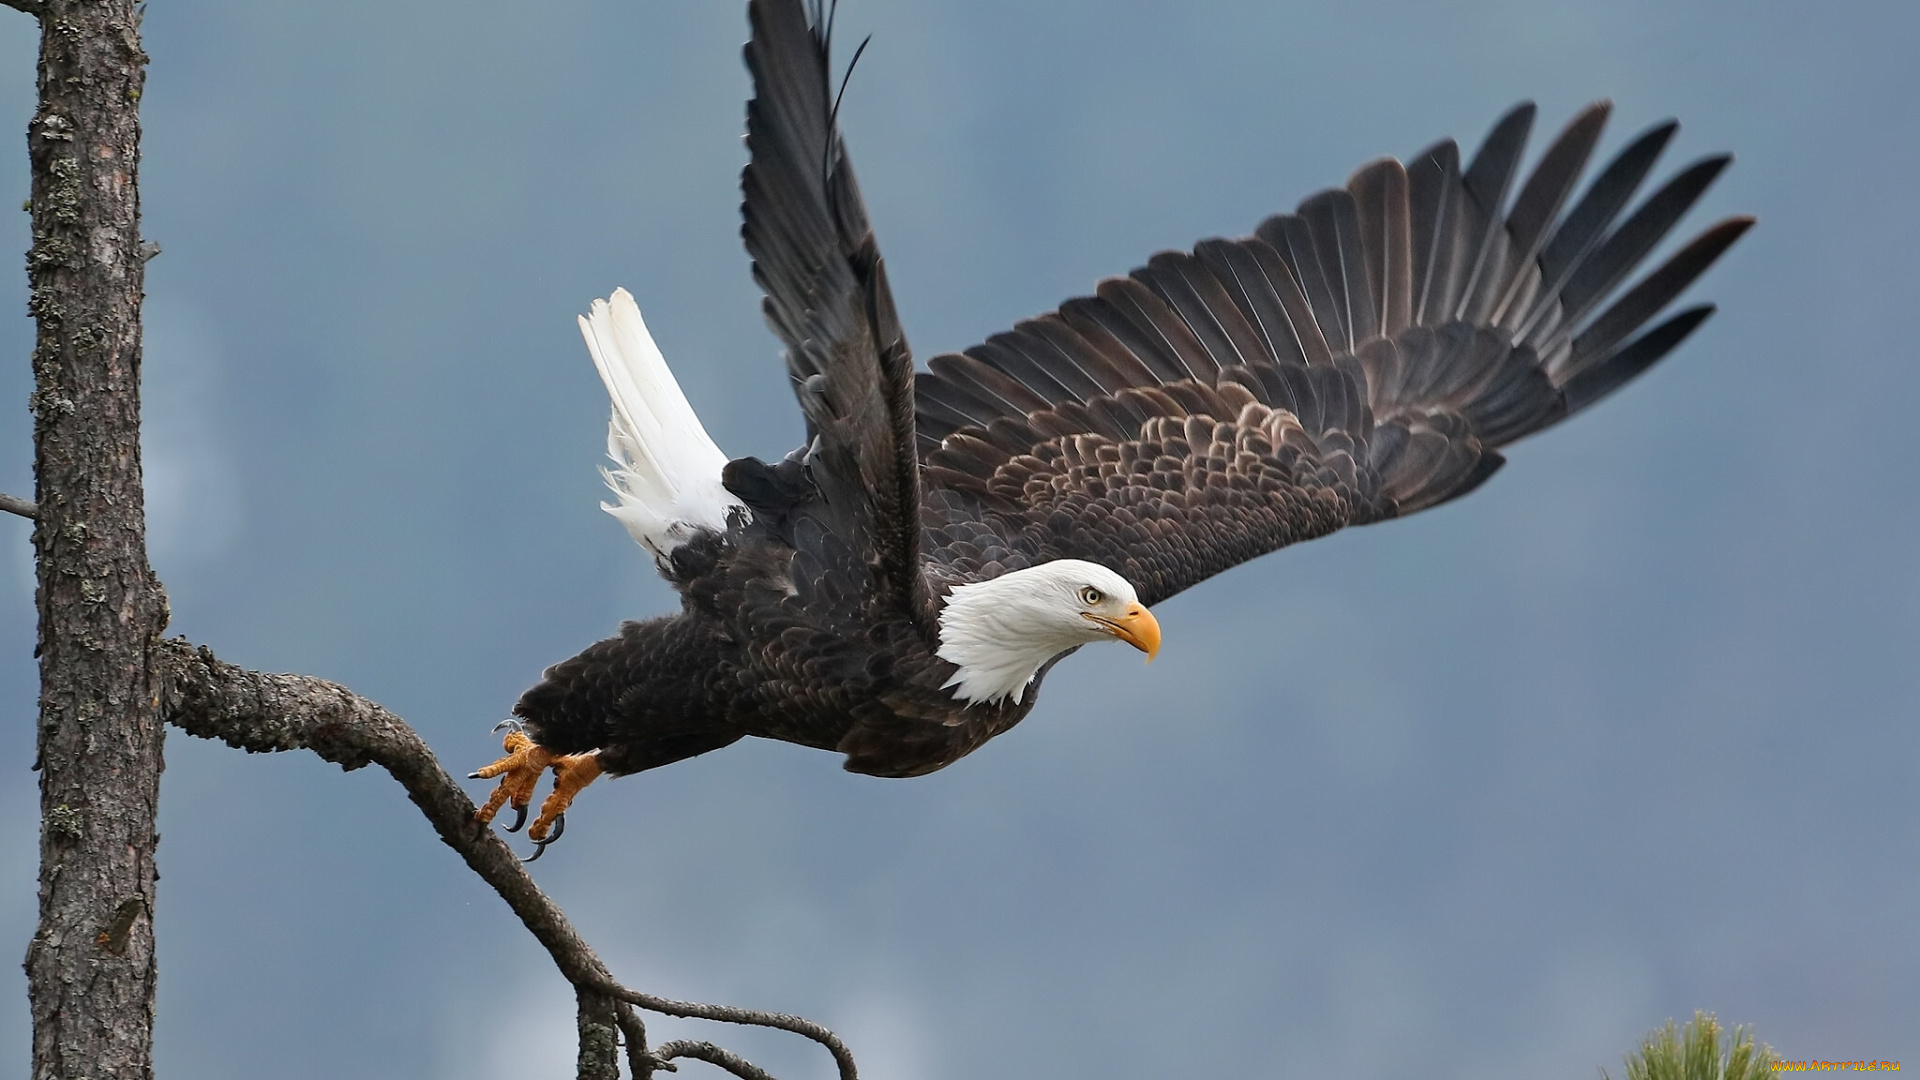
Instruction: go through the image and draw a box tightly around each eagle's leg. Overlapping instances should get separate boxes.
[528,751,601,844]
[470,726,553,832]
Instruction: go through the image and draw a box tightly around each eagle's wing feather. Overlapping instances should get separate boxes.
[917,103,1751,607]
[740,0,923,614]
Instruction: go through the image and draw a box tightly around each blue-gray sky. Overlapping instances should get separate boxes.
[1,1,1915,1077]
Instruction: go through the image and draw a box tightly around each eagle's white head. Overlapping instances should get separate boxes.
[935,559,1161,706]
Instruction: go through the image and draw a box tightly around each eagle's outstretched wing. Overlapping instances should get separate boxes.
[916,103,1751,606]
[736,0,924,614]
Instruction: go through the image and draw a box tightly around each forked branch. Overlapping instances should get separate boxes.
[158,637,857,1080]
[654,1041,780,1080]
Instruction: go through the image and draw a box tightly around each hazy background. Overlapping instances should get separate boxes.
[0,1,1914,1077]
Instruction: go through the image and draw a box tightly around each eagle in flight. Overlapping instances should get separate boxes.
[471,0,1750,857]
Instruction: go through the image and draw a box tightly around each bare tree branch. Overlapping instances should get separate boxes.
[0,491,35,519]
[599,984,859,1080]
[654,1041,780,1080]
[159,637,859,1080]
[616,1000,657,1079]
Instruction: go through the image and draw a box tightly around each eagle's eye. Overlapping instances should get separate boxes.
[1079,586,1104,606]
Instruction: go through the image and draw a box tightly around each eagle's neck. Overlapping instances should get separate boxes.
[934,569,1091,706]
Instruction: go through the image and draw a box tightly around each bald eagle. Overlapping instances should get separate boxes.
[471,0,1751,855]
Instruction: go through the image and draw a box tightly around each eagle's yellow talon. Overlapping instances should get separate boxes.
[471,729,552,828]
[528,753,602,842]
[470,727,602,858]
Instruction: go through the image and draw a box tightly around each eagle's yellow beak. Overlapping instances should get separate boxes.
[1088,602,1161,662]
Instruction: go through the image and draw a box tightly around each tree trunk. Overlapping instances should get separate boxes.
[21,2,161,1078]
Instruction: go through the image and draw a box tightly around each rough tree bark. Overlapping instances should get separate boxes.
[17,1,164,1078]
[4,3,856,1078]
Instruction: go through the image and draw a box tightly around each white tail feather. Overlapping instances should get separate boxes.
[579,288,744,560]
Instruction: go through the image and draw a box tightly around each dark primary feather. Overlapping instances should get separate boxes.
[915,102,1752,606]
[737,0,924,616]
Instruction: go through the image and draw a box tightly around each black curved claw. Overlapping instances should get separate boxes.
[492,717,525,735]
[503,802,529,834]
[523,813,565,863]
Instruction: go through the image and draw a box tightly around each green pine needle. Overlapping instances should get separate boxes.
[1605,1011,1779,1080]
